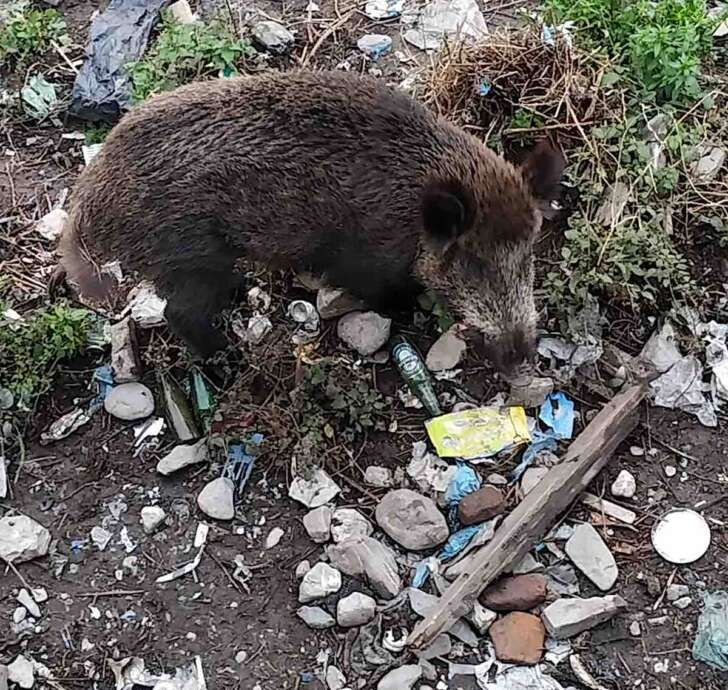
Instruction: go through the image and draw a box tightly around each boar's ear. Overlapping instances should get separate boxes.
[521,140,566,203]
[421,180,473,252]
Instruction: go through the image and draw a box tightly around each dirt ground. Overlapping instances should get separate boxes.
[2,1,728,690]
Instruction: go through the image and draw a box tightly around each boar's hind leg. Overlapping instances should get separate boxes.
[160,266,237,360]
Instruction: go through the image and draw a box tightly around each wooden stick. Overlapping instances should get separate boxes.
[407,381,647,650]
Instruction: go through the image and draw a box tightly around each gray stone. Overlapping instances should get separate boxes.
[364,465,394,488]
[425,329,466,371]
[317,287,366,319]
[630,621,641,636]
[337,592,377,627]
[0,515,51,563]
[465,601,497,634]
[417,634,451,660]
[326,665,347,690]
[297,605,335,629]
[7,656,34,689]
[104,382,154,420]
[253,20,294,54]
[521,467,548,495]
[13,607,26,623]
[690,146,726,181]
[541,595,627,639]
[289,467,341,508]
[110,317,141,383]
[17,590,40,619]
[375,489,449,551]
[611,470,636,499]
[295,560,311,578]
[377,665,422,690]
[511,552,544,575]
[330,508,373,543]
[299,562,342,603]
[667,584,689,602]
[509,377,554,408]
[303,506,333,543]
[328,536,401,598]
[196,477,235,521]
[673,596,692,609]
[545,563,580,596]
[156,439,208,475]
[140,506,166,534]
[565,523,618,591]
[337,311,391,356]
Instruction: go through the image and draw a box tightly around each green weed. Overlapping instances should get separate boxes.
[543,0,719,103]
[0,303,92,403]
[84,123,111,145]
[0,2,67,66]
[129,12,254,102]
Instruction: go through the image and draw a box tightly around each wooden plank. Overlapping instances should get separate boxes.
[407,381,647,650]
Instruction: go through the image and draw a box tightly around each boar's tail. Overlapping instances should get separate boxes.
[54,216,116,303]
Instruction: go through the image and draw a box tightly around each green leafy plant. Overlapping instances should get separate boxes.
[0,303,92,402]
[544,0,719,103]
[0,2,67,65]
[84,123,112,145]
[128,12,254,102]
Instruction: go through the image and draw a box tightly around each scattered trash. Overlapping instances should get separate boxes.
[197,477,235,520]
[426,405,529,459]
[70,0,170,121]
[364,0,405,19]
[40,407,93,444]
[375,489,450,550]
[357,34,393,60]
[404,0,487,51]
[156,522,208,584]
[338,311,391,356]
[542,595,627,639]
[109,655,206,690]
[539,392,574,439]
[569,655,610,690]
[481,665,572,690]
[289,300,321,344]
[133,416,166,455]
[110,317,141,383]
[392,336,442,416]
[565,523,618,591]
[426,328,467,372]
[223,433,263,498]
[35,208,68,241]
[104,382,155,421]
[156,439,209,475]
[330,508,373,543]
[161,374,200,441]
[253,20,295,54]
[693,590,728,671]
[128,282,167,328]
[289,465,341,508]
[0,514,52,563]
[651,508,711,564]
[91,525,112,551]
[407,441,456,495]
[233,315,273,344]
[316,287,366,319]
[364,465,394,488]
[21,75,57,119]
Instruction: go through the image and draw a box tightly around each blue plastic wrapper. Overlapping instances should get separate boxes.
[438,525,482,562]
[693,590,728,671]
[540,392,575,439]
[90,364,114,410]
[225,433,264,497]
[412,561,432,588]
[445,461,481,523]
[510,430,558,482]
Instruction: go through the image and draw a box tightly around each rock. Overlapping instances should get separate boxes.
[596,181,630,226]
[91,525,112,550]
[104,382,154,420]
[666,584,689,602]
[295,560,311,578]
[487,473,508,485]
[289,467,341,508]
[565,523,618,591]
[521,467,548,495]
[541,595,627,639]
[299,562,342,603]
[673,596,692,609]
[297,605,336,630]
[110,317,141,383]
[357,33,393,59]
[664,465,677,478]
[7,656,34,689]
[489,612,545,665]
[465,602,497,634]
[511,552,544,575]
[17,589,41,619]
[317,287,366,319]
[545,563,580,596]
[509,377,554,408]
[156,439,208,475]
[630,621,641,636]
[13,606,26,623]
[196,477,235,521]
[303,506,333,543]
[377,665,422,690]
[457,485,505,525]
[690,145,725,181]
[0,515,51,563]
[337,311,391,356]
[480,574,547,612]
[31,588,47,603]
[35,208,68,241]
[253,20,294,54]
[426,329,466,371]
[418,634,452,660]
[326,665,347,690]
[364,465,393,488]
[375,489,449,551]
[337,592,377,627]
[265,527,285,549]
[140,506,166,534]
[330,508,373,543]
[611,470,636,499]
[328,536,401,598]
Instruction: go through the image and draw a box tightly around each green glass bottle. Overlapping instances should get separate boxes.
[390,335,442,417]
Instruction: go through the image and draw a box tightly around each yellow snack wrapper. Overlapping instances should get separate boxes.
[425,406,531,459]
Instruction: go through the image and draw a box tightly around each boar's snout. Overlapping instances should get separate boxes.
[483,325,536,382]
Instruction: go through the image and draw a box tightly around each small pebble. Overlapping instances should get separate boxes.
[664,465,677,478]
[629,621,641,636]
[673,596,692,610]
[629,445,644,456]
